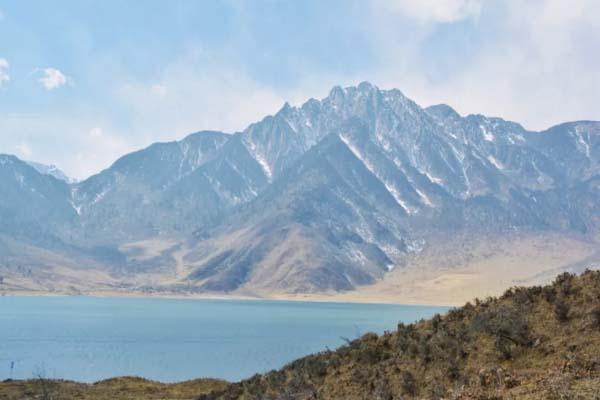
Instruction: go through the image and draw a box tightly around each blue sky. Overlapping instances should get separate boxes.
[1,0,599,179]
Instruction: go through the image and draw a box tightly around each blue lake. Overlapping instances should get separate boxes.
[0,296,447,383]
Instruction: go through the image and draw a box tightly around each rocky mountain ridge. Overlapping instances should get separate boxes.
[0,82,598,294]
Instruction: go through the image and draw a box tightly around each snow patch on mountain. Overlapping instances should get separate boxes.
[14,172,24,187]
[245,140,273,181]
[480,124,495,142]
[487,155,505,170]
[340,134,413,214]
[573,126,591,158]
[422,170,444,185]
[415,188,434,207]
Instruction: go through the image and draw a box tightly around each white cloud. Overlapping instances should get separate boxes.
[0,113,134,180]
[365,0,600,130]
[115,54,285,139]
[373,0,481,23]
[15,142,33,159]
[0,58,9,87]
[38,68,69,90]
[71,127,131,177]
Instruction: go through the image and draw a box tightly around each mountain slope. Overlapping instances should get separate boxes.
[0,154,76,244]
[177,84,599,293]
[0,83,598,295]
[200,270,600,400]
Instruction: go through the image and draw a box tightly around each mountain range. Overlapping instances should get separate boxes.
[1,82,599,297]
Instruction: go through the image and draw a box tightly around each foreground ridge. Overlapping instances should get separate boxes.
[201,270,600,400]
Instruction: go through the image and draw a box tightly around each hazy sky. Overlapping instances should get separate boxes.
[1,0,599,179]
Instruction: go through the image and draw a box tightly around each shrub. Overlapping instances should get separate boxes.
[446,360,460,381]
[429,383,447,400]
[400,370,417,396]
[495,336,514,360]
[512,287,534,306]
[431,314,442,332]
[357,344,382,364]
[396,334,410,353]
[591,307,600,330]
[554,300,570,322]
[408,342,420,358]
[472,304,530,359]
[542,286,557,303]
[305,357,328,378]
[554,272,575,296]
[372,378,393,400]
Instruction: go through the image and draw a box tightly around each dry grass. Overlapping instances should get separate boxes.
[287,232,600,306]
[0,376,227,400]
[202,270,600,399]
[3,232,598,308]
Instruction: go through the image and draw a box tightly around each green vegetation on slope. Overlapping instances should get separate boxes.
[201,270,600,399]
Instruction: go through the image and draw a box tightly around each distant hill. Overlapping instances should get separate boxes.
[0,82,598,296]
[200,270,600,399]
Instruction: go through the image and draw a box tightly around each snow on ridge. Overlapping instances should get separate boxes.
[574,126,591,158]
[415,188,434,207]
[487,155,505,170]
[69,188,82,215]
[255,153,273,180]
[70,200,82,215]
[92,188,109,205]
[480,124,495,142]
[0,155,13,166]
[245,139,273,181]
[422,170,444,185]
[392,158,435,208]
[340,133,414,214]
[15,172,24,186]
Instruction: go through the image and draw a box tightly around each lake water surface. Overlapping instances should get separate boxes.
[0,296,447,382]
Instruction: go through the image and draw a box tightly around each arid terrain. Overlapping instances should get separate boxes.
[0,377,226,400]
[2,232,598,306]
[202,269,600,399]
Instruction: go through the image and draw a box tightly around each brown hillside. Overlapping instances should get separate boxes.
[0,377,227,400]
[201,270,600,400]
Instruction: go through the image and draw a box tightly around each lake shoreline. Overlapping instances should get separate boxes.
[0,288,457,307]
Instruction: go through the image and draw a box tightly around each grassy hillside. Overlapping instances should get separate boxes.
[202,270,600,399]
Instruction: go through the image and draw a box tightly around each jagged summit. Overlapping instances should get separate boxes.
[425,103,461,120]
